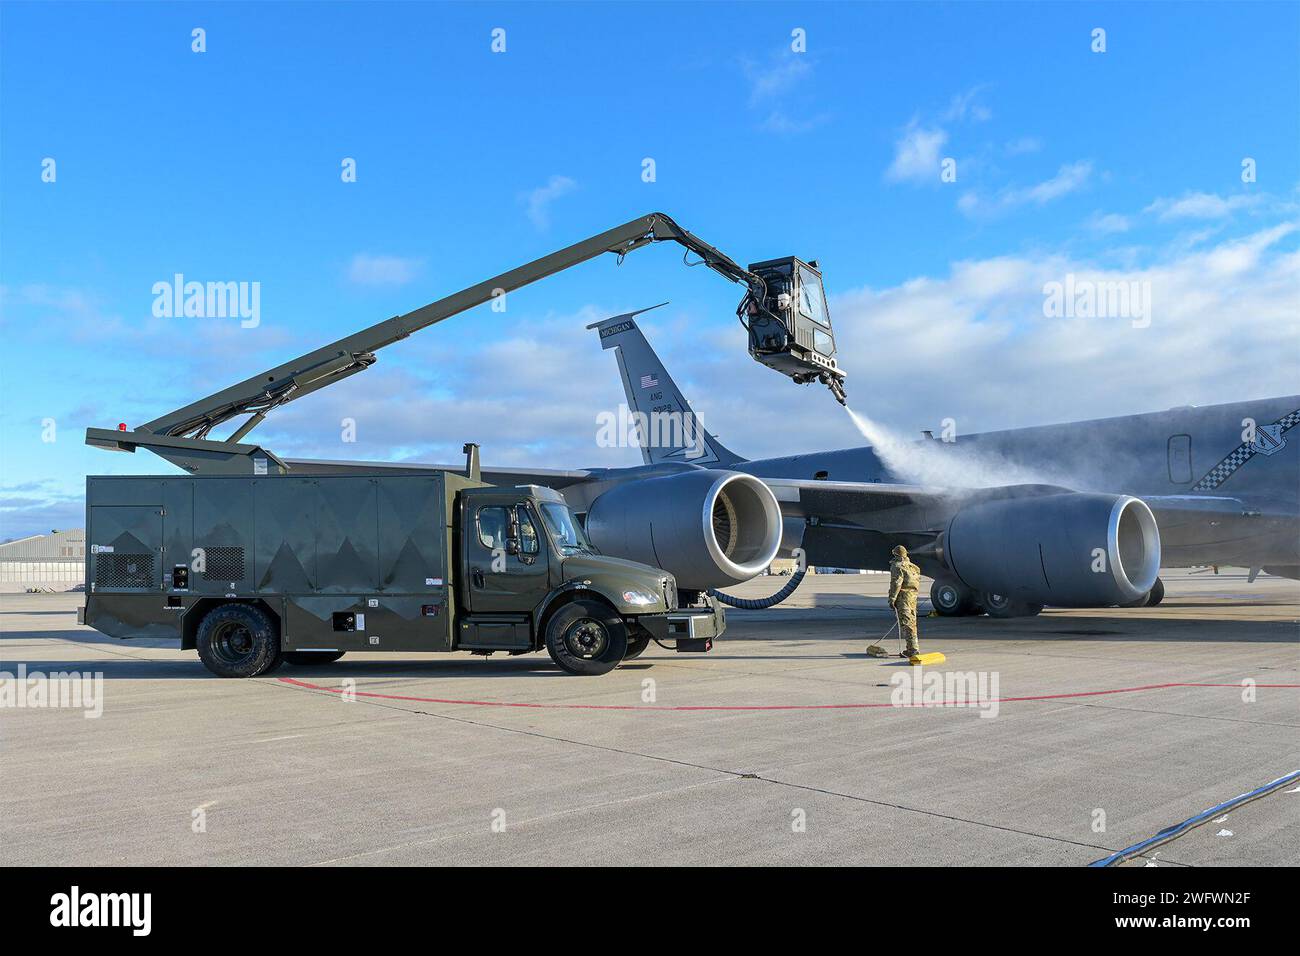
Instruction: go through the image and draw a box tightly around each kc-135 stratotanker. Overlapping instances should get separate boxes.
[300,315,1298,619]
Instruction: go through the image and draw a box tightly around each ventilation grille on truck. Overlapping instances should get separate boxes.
[95,554,155,589]
[201,547,245,582]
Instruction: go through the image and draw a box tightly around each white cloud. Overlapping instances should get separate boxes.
[958,160,1093,217]
[1024,161,1093,203]
[742,53,811,106]
[803,224,1300,447]
[1004,136,1042,156]
[943,86,992,123]
[346,253,422,286]
[1144,191,1266,221]
[1086,212,1131,235]
[521,175,577,230]
[760,111,830,135]
[886,120,949,184]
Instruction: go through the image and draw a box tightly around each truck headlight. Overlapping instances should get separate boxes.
[622,589,660,606]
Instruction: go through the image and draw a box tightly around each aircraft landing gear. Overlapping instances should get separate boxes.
[1146,577,1165,606]
[981,592,1043,618]
[930,579,982,616]
[1121,576,1165,608]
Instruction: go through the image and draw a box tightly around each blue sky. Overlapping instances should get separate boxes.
[2,1,1298,538]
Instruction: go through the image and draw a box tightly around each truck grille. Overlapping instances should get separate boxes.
[95,554,155,589]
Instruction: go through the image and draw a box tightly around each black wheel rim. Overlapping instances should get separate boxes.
[563,618,608,659]
[211,620,258,668]
[936,585,958,609]
[986,593,1010,611]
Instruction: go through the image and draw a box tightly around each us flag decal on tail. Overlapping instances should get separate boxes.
[640,373,659,389]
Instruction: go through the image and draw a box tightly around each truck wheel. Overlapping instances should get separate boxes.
[196,604,281,678]
[622,633,652,661]
[545,600,628,676]
[931,579,977,616]
[283,651,346,665]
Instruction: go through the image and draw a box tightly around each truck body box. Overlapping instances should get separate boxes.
[84,473,478,652]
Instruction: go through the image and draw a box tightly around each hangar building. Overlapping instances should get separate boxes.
[0,529,85,592]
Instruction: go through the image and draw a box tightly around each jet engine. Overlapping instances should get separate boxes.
[944,492,1160,607]
[584,470,782,590]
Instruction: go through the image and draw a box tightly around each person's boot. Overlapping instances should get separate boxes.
[904,646,920,659]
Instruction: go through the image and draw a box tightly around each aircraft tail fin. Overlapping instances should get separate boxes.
[587,305,744,467]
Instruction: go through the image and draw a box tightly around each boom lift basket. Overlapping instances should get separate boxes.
[742,257,845,403]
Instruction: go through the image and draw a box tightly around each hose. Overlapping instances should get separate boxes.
[708,566,807,610]
[1088,768,1300,866]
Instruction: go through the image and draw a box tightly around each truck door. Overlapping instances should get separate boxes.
[464,498,550,613]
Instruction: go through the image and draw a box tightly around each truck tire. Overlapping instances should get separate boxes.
[544,600,628,676]
[196,603,281,678]
[283,651,346,666]
[622,633,652,661]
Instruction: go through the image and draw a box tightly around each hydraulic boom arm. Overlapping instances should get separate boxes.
[88,212,845,473]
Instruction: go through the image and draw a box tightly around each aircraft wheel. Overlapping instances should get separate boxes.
[1145,577,1165,607]
[931,579,978,616]
[1120,577,1165,608]
[545,600,628,676]
[982,592,1044,618]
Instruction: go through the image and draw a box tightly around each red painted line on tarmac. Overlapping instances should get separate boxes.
[277,677,1300,712]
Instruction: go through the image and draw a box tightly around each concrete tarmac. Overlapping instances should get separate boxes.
[2,569,1296,866]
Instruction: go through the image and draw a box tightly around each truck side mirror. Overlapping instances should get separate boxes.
[506,517,520,555]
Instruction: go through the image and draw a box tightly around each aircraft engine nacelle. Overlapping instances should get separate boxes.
[945,492,1161,607]
[585,470,783,590]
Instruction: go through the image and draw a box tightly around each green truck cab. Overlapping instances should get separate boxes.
[80,472,724,678]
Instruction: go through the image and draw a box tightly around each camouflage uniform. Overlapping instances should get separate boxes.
[888,545,921,657]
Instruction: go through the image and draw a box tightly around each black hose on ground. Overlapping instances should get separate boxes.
[708,566,807,609]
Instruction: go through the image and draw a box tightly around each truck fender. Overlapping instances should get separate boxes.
[181,597,284,650]
[532,583,622,646]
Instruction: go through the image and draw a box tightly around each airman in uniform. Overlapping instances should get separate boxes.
[888,544,921,658]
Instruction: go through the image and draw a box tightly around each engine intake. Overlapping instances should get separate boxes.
[585,470,782,590]
[945,492,1160,607]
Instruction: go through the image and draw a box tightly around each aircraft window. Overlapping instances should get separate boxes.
[477,506,509,550]
[516,505,540,555]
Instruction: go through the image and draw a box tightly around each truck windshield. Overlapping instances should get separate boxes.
[539,502,593,556]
